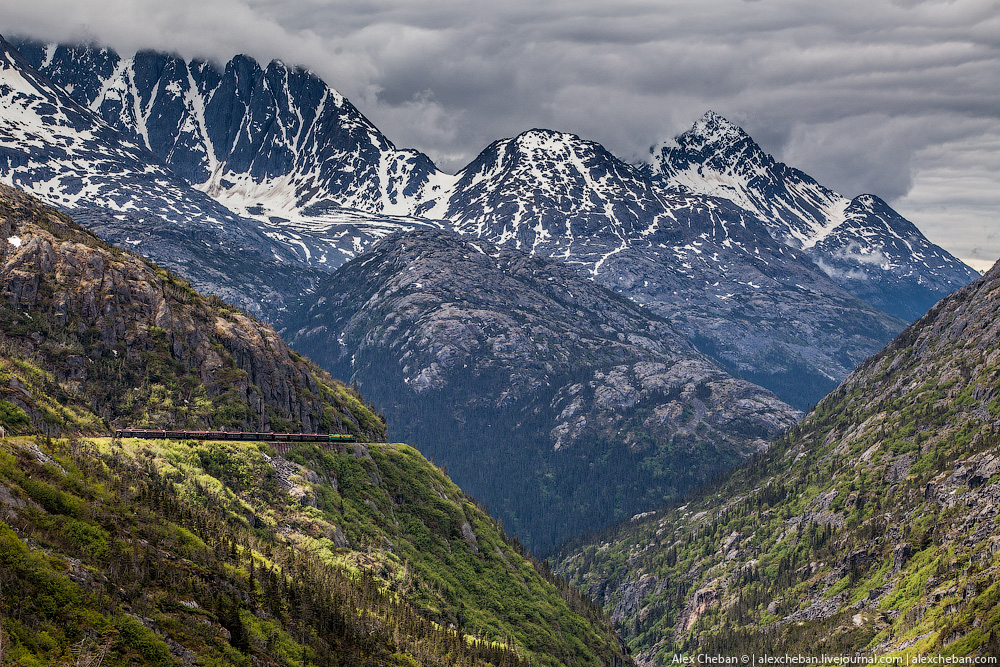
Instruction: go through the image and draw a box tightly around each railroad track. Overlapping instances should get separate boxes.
[114,429,356,454]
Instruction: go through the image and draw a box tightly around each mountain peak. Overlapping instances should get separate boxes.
[645,111,753,164]
[643,112,979,321]
[682,110,752,151]
[508,128,590,156]
[455,127,611,179]
[695,109,744,135]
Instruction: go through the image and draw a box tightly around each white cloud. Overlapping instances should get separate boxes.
[894,127,1000,271]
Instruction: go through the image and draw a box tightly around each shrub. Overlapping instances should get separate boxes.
[113,615,173,666]
[0,399,30,432]
[20,478,83,518]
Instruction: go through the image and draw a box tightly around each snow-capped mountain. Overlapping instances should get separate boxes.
[643,111,979,320]
[418,127,905,407]
[1,37,231,227]
[10,38,450,272]
[416,128,669,267]
[0,35,324,313]
[0,36,978,408]
[12,39,445,219]
[15,38,975,321]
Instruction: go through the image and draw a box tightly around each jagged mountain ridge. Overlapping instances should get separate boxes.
[643,111,980,321]
[0,35,345,315]
[10,36,451,271]
[1,35,976,408]
[554,256,1000,662]
[10,39,444,217]
[281,229,801,552]
[416,127,907,408]
[14,38,975,322]
[416,128,672,262]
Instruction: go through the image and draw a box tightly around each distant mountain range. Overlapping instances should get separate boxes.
[7,37,447,272]
[417,126,908,407]
[3,36,978,412]
[0,34,983,552]
[0,37,331,315]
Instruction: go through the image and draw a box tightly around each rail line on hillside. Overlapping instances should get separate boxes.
[114,429,357,455]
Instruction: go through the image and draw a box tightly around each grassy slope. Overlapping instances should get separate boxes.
[555,264,1000,663]
[0,434,629,666]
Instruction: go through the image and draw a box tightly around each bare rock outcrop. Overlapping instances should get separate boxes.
[0,185,384,439]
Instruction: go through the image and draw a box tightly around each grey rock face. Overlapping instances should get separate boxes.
[12,39,441,216]
[282,229,800,552]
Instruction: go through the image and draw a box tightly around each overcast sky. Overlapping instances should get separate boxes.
[2,0,997,270]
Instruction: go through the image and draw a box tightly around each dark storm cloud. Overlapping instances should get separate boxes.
[2,0,998,267]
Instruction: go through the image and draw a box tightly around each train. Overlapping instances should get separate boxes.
[114,429,356,443]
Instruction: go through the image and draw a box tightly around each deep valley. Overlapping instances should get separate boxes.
[0,29,996,666]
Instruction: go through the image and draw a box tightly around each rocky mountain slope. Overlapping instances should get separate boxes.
[418,128,906,407]
[0,183,383,438]
[282,229,800,552]
[643,111,980,321]
[18,38,973,330]
[554,256,1000,662]
[0,185,631,667]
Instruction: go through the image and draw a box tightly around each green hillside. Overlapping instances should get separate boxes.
[0,185,631,667]
[555,262,1000,663]
[0,434,629,666]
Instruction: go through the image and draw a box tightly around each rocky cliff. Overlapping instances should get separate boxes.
[555,256,1000,662]
[0,184,384,439]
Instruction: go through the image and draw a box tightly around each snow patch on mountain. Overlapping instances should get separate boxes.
[15,39,448,232]
[643,111,979,321]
